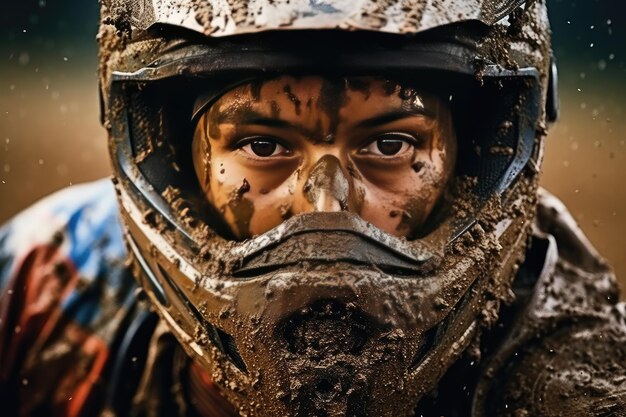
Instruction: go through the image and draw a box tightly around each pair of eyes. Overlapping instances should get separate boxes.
[238,133,420,158]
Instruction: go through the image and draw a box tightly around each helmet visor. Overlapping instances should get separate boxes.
[106,30,541,246]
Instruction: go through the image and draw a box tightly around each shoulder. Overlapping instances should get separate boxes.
[472,189,626,416]
[0,178,125,289]
[481,314,626,417]
[0,180,138,416]
[529,188,620,322]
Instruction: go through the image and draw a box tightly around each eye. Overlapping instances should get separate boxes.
[239,137,291,157]
[360,133,418,156]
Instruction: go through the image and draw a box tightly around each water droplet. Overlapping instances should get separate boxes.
[18,52,30,66]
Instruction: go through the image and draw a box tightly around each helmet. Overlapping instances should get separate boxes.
[99,1,558,415]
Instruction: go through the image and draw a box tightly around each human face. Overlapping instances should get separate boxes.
[192,76,457,239]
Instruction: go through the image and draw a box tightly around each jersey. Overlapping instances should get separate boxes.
[0,179,132,416]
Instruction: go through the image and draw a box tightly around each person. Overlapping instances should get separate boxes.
[1,1,625,416]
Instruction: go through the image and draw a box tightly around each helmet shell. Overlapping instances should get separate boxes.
[118,0,528,37]
[99,1,555,416]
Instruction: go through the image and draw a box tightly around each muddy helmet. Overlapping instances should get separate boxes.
[99,1,558,416]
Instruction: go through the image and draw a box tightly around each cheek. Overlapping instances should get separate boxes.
[356,152,452,237]
[397,150,452,231]
[358,187,405,236]
[247,171,300,236]
[192,121,211,190]
[208,157,300,200]
[206,155,237,207]
[206,153,301,237]
[249,175,297,235]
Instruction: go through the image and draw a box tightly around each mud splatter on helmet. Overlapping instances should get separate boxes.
[99,1,558,415]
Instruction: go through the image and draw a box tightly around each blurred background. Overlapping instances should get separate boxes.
[1,1,625,287]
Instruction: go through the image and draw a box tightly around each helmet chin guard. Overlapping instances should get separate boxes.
[119,180,533,416]
[100,0,553,414]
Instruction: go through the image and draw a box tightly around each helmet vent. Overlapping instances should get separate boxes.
[408,325,438,372]
[152,263,247,374]
[295,369,369,417]
[216,328,248,374]
[488,0,527,22]
[283,301,370,358]
[314,377,340,402]
[127,89,159,164]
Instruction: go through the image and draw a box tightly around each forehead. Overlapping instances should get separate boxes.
[210,75,437,113]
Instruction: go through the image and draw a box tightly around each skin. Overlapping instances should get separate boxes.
[192,76,457,239]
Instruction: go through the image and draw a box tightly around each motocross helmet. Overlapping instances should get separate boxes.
[99,1,558,415]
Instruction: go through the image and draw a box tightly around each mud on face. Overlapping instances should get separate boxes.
[191,75,457,239]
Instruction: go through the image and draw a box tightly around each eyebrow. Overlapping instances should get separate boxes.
[215,107,320,138]
[213,106,435,135]
[355,108,434,129]
[238,115,295,130]
[215,107,292,128]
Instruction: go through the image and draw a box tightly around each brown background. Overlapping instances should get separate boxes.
[1,1,625,289]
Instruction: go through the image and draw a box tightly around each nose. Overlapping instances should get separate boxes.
[302,155,350,213]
